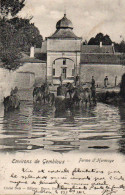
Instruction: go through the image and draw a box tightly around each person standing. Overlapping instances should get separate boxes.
[75,74,79,86]
[91,76,95,87]
[59,73,63,85]
[104,76,108,87]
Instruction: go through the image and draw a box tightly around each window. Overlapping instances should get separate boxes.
[63,68,66,73]
[63,59,66,65]
[53,69,55,76]
[72,69,75,76]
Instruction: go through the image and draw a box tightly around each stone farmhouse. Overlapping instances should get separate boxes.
[16,14,125,88]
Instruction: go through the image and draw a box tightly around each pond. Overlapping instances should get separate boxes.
[0,101,125,155]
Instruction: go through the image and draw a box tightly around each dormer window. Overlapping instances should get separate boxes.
[63,59,66,65]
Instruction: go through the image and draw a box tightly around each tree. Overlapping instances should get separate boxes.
[0,19,21,69]
[88,33,112,45]
[9,17,43,51]
[0,0,25,18]
[103,35,112,45]
[0,1,43,70]
[88,37,96,45]
[0,17,43,69]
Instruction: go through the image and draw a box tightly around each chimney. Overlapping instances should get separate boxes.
[100,42,102,48]
[30,46,35,58]
[112,43,115,53]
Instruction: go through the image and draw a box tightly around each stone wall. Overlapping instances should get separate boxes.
[47,38,81,83]
[80,64,125,87]
[47,51,80,83]
[53,58,75,77]
[47,39,81,52]
[14,72,35,89]
[0,68,16,102]
[17,62,46,85]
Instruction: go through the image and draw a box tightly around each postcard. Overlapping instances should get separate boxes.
[0,0,125,194]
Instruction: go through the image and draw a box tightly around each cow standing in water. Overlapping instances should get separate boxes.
[72,86,91,106]
[65,83,75,100]
[33,83,55,105]
[72,87,81,105]
[33,83,48,103]
[80,88,91,105]
[4,87,20,111]
[33,86,43,103]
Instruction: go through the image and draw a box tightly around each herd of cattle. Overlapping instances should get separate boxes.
[33,82,96,111]
[3,82,96,112]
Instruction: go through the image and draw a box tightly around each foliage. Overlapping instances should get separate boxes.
[0,19,21,69]
[88,33,112,45]
[9,17,43,52]
[87,32,125,55]
[114,40,125,53]
[0,1,43,70]
[0,0,25,18]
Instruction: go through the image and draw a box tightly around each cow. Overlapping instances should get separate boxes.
[33,83,50,103]
[47,92,55,106]
[3,94,20,111]
[72,88,81,105]
[65,82,75,99]
[72,86,92,106]
[33,87,43,103]
[80,88,91,105]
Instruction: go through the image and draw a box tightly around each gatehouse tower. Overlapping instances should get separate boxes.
[46,14,82,84]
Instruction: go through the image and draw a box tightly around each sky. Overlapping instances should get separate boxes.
[19,0,125,43]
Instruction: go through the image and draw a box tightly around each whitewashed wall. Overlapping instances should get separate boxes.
[80,64,125,87]
[0,68,16,102]
[14,72,35,89]
[17,62,46,85]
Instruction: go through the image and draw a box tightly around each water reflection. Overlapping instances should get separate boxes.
[0,101,124,154]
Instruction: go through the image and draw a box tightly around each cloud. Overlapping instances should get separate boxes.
[49,10,63,19]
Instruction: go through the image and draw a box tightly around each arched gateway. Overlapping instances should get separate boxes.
[52,58,75,84]
[46,14,82,85]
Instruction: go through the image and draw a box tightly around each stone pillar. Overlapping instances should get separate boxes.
[47,53,53,83]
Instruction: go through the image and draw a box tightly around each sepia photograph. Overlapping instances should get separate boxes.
[0,0,125,194]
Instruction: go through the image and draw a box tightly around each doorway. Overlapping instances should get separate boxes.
[62,68,67,79]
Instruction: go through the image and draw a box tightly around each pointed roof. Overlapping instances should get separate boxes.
[48,14,81,40]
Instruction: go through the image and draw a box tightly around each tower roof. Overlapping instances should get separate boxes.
[56,14,73,30]
[48,14,81,40]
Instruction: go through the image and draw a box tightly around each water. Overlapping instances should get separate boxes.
[0,101,125,155]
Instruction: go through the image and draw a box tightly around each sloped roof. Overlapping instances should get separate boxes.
[80,53,121,64]
[48,28,81,39]
[19,52,46,63]
[81,45,114,54]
